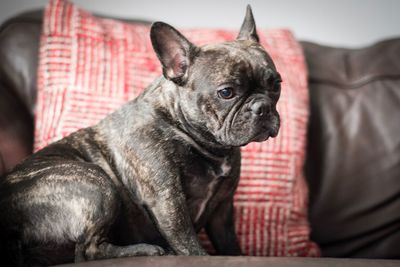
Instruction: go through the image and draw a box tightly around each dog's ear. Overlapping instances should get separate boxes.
[237,5,259,43]
[151,22,196,86]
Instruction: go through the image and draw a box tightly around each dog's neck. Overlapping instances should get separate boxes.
[148,77,234,160]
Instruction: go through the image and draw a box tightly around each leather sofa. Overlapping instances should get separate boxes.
[1,10,399,267]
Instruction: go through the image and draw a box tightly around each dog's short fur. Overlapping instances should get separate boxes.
[0,6,281,266]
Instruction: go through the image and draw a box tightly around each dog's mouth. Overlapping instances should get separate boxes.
[230,122,279,147]
[218,101,280,147]
[249,124,279,143]
[251,131,271,142]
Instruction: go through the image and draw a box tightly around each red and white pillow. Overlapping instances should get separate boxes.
[36,0,319,256]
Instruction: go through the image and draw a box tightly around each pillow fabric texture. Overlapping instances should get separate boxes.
[35,0,319,256]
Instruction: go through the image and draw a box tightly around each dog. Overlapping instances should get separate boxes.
[0,5,281,266]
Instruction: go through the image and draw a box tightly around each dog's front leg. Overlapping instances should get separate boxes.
[205,150,242,255]
[140,175,207,255]
[205,198,242,255]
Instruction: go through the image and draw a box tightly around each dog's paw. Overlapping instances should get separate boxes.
[133,244,166,256]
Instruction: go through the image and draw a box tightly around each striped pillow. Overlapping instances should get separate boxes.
[36,0,319,256]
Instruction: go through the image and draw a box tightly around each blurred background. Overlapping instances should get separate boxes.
[0,0,400,48]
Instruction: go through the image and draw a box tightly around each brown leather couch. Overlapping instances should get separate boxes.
[1,10,400,267]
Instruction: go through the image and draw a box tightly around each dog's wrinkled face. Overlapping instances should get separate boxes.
[151,6,281,147]
[185,41,281,146]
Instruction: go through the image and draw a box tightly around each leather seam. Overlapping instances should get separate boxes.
[308,75,400,90]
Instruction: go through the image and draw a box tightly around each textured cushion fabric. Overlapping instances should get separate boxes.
[303,40,400,258]
[35,0,319,256]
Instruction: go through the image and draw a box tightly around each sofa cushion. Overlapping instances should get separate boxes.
[35,0,319,256]
[303,39,400,258]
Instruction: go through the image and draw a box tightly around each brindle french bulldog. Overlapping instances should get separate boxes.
[0,5,281,266]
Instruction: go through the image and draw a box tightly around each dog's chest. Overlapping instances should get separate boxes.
[181,155,232,226]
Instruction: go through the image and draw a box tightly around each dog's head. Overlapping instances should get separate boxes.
[151,6,281,147]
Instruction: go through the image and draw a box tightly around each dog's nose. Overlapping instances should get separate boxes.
[250,102,268,116]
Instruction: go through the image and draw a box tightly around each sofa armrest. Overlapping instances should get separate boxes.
[0,10,43,175]
[0,83,33,176]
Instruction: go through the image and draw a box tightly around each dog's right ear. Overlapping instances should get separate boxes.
[151,22,196,86]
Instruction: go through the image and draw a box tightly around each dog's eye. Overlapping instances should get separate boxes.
[272,79,282,92]
[218,87,235,99]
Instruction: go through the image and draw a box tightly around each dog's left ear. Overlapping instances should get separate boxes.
[151,22,196,86]
[237,5,259,43]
